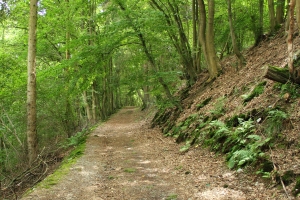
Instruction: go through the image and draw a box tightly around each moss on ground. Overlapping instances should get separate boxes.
[23,142,86,195]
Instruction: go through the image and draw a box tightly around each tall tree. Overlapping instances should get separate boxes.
[287,0,296,75]
[296,0,300,32]
[27,0,38,164]
[198,0,220,80]
[227,0,246,68]
[192,0,201,73]
[116,1,176,105]
[252,0,264,46]
[150,0,197,85]
[276,0,285,24]
[268,0,276,34]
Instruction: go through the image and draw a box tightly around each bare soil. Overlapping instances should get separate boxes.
[21,107,288,200]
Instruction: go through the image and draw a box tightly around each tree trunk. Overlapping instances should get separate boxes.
[198,0,220,80]
[285,0,291,33]
[150,0,196,85]
[268,0,276,34]
[227,0,246,68]
[276,0,285,24]
[264,65,300,84]
[83,91,92,123]
[253,0,264,46]
[296,0,300,31]
[287,0,296,75]
[27,0,38,164]
[91,84,97,124]
[192,0,201,73]
[118,2,177,106]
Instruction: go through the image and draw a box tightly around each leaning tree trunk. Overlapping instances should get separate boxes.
[27,0,38,164]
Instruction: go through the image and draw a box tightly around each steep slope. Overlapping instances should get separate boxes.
[152,31,300,198]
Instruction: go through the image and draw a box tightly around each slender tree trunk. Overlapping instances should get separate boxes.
[109,58,114,113]
[198,0,220,80]
[296,0,300,31]
[150,0,196,85]
[83,91,92,123]
[287,0,296,75]
[64,30,75,137]
[198,0,208,66]
[253,0,264,46]
[268,0,276,34]
[192,0,201,73]
[227,0,246,68]
[285,0,291,33]
[91,84,96,124]
[164,1,196,85]
[102,63,108,119]
[118,1,177,105]
[27,0,38,164]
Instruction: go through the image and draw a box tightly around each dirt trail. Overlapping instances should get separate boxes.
[21,107,287,200]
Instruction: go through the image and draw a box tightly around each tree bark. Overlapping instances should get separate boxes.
[151,0,197,85]
[276,0,285,24]
[287,0,296,75]
[285,0,291,33]
[296,0,300,32]
[264,65,300,84]
[198,0,220,80]
[254,0,264,46]
[83,91,92,123]
[268,0,276,34]
[227,0,246,68]
[91,84,97,124]
[118,1,177,106]
[27,0,38,164]
[192,0,201,73]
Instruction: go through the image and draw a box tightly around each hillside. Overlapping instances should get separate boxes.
[152,31,300,198]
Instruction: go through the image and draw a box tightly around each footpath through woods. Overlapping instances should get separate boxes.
[22,107,287,200]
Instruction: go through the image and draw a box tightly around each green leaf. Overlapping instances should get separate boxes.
[247,134,261,141]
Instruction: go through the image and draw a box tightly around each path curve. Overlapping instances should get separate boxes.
[21,107,285,199]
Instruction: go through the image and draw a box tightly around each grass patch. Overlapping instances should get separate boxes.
[124,168,136,173]
[23,133,88,197]
[166,194,178,200]
[242,81,267,104]
[39,142,86,189]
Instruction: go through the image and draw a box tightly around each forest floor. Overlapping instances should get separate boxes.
[21,107,288,200]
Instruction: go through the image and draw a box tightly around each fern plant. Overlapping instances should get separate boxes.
[205,120,230,151]
[209,96,226,117]
[224,118,271,169]
[265,109,288,137]
[223,118,254,153]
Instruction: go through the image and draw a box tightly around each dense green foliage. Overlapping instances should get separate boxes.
[0,0,292,197]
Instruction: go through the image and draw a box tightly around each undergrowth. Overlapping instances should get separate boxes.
[166,104,289,171]
[23,125,95,196]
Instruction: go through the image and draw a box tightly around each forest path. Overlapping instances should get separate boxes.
[21,107,278,200]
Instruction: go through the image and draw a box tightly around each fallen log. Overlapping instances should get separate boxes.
[264,65,300,85]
